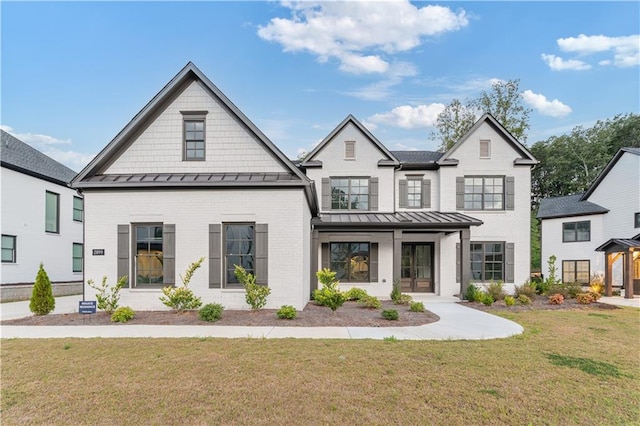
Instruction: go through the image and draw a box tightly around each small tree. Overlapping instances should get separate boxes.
[234,265,271,310]
[313,268,345,312]
[160,257,204,312]
[88,275,127,314]
[30,263,55,315]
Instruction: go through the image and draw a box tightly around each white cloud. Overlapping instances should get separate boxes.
[1,125,94,171]
[556,34,639,68]
[522,90,572,118]
[540,54,591,71]
[258,1,468,74]
[367,103,445,129]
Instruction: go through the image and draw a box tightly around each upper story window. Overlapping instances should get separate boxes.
[562,220,590,242]
[464,176,504,210]
[635,212,640,228]
[345,141,355,160]
[331,178,369,210]
[2,235,16,263]
[479,140,491,158]
[73,196,83,222]
[45,191,60,233]
[407,179,422,208]
[399,177,431,209]
[181,111,208,161]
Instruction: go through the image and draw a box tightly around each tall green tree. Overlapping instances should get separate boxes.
[431,99,476,152]
[30,263,55,315]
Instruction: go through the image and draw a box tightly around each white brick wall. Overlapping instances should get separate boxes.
[106,80,286,175]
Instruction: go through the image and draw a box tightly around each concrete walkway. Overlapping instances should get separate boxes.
[1,294,525,340]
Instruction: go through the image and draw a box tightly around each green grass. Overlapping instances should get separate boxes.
[1,307,639,425]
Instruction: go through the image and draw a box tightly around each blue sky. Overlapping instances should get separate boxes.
[1,1,638,171]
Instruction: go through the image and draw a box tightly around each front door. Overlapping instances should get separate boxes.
[401,243,433,292]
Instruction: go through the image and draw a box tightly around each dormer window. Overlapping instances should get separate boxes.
[181,111,208,161]
[345,141,355,160]
[480,140,491,159]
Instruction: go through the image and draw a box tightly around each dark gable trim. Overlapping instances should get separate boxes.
[1,161,72,188]
[538,210,608,221]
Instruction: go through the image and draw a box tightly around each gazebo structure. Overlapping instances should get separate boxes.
[595,234,640,299]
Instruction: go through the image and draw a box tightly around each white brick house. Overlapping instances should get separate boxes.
[73,63,536,310]
[538,148,640,298]
[1,131,84,295]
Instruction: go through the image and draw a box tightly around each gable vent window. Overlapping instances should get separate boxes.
[181,111,208,161]
[345,141,355,160]
[480,140,491,158]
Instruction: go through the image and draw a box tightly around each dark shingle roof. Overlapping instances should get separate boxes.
[537,194,609,219]
[391,151,443,164]
[1,130,77,185]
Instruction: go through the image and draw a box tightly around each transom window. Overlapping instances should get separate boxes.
[563,221,590,242]
[407,179,422,208]
[331,178,369,210]
[330,242,370,282]
[225,224,255,286]
[464,177,504,210]
[2,235,16,263]
[73,243,83,272]
[470,242,504,281]
[184,119,205,160]
[562,260,590,284]
[73,196,83,222]
[135,224,163,286]
[45,191,60,233]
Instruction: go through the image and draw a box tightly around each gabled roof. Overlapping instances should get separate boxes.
[1,130,77,186]
[72,62,309,187]
[301,114,400,168]
[595,236,640,252]
[437,113,538,167]
[537,193,609,220]
[580,147,640,200]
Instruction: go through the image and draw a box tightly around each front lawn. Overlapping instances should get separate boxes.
[2,307,639,424]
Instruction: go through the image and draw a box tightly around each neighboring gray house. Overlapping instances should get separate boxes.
[538,147,640,298]
[1,130,84,300]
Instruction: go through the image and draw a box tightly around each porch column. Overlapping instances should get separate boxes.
[624,249,633,299]
[459,229,471,300]
[393,230,403,284]
[605,253,613,297]
[310,229,319,294]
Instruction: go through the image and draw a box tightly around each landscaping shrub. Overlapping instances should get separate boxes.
[313,268,345,312]
[486,281,506,301]
[382,309,399,321]
[235,265,271,311]
[588,290,602,301]
[514,281,537,299]
[276,305,297,319]
[30,263,55,316]
[548,293,565,305]
[465,284,482,302]
[576,293,595,305]
[409,301,425,312]
[87,275,127,314]
[590,274,604,296]
[517,294,531,305]
[390,279,401,302]
[504,296,516,307]
[393,294,413,306]
[566,282,583,299]
[547,283,569,299]
[160,258,204,312]
[538,255,561,295]
[344,287,368,301]
[199,303,224,322]
[480,293,494,306]
[111,306,135,323]
[357,295,382,309]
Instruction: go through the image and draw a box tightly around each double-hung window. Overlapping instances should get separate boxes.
[182,111,207,161]
[331,178,369,210]
[73,243,83,272]
[224,224,255,287]
[45,191,60,233]
[464,177,504,210]
[470,242,504,281]
[407,178,422,208]
[330,242,370,282]
[562,221,590,242]
[562,260,590,284]
[73,196,83,222]
[2,235,16,263]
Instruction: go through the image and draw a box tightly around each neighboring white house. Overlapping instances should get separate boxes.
[72,62,536,310]
[1,130,84,298]
[538,147,640,298]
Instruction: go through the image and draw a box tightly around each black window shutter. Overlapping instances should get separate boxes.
[255,224,268,286]
[370,243,378,282]
[422,179,431,208]
[321,243,329,270]
[322,178,331,210]
[506,176,515,210]
[209,224,221,288]
[399,180,408,208]
[163,224,176,286]
[456,177,465,210]
[117,224,129,287]
[455,242,460,283]
[370,177,379,211]
[505,242,515,283]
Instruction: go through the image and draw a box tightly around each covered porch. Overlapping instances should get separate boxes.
[595,236,640,299]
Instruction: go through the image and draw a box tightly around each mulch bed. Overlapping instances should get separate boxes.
[1,300,439,327]
[460,296,619,313]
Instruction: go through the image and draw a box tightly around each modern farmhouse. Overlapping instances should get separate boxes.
[72,62,537,310]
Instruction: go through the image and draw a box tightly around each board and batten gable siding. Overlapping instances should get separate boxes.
[306,122,395,213]
[83,188,311,310]
[1,167,83,285]
[438,121,532,290]
[587,152,640,239]
[105,80,286,175]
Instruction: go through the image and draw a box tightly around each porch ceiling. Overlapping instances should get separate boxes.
[312,211,482,230]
